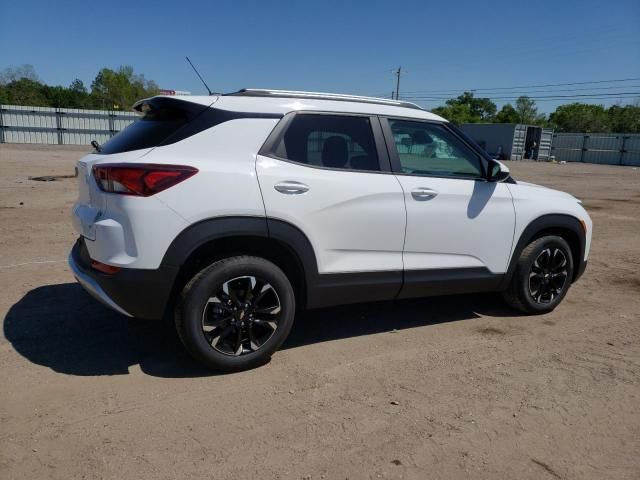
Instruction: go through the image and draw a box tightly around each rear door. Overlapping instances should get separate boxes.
[256,112,406,278]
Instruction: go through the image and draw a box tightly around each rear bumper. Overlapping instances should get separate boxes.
[69,237,178,320]
[69,252,133,317]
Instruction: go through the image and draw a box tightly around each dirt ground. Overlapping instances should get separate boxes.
[0,143,639,480]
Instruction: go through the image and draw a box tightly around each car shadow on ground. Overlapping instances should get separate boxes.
[4,283,518,378]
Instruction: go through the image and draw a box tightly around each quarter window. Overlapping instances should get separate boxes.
[388,120,483,178]
[274,114,380,171]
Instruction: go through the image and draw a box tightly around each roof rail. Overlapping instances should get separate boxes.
[225,89,423,110]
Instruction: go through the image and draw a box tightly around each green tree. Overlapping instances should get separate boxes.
[607,104,640,133]
[446,91,497,122]
[549,103,610,132]
[90,65,159,110]
[0,64,159,109]
[43,85,71,107]
[432,103,477,125]
[452,91,496,121]
[494,103,520,123]
[515,96,545,125]
[1,78,49,106]
[65,79,90,108]
[0,65,47,105]
[432,91,497,124]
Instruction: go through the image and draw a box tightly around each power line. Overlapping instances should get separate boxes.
[402,92,640,101]
[397,84,640,97]
[402,77,640,95]
[411,96,640,104]
[506,96,640,103]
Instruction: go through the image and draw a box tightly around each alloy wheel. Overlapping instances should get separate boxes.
[528,247,569,304]
[201,276,282,356]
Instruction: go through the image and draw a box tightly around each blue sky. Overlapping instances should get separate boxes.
[2,0,639,112]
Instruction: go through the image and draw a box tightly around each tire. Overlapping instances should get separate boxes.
[502,235,574,314]
[175,256,295,372]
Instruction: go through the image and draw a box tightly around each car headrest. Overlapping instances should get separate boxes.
[322,136,349,168]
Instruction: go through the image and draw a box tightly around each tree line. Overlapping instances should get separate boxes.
[430,91,640,133]
[0,64,159,111]
[1,64,639,133]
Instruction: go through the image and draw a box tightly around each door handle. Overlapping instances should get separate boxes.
[411,187,438,201]
[274,181,309,195]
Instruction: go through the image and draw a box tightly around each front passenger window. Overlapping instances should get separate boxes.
[388,120,483,178]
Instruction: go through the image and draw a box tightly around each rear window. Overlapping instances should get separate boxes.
[98,99,209,155]
[273,114,380,171]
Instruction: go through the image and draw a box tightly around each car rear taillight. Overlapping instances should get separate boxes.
[93,163,198,196]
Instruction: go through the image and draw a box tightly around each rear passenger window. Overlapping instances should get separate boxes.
[273,114,380,171]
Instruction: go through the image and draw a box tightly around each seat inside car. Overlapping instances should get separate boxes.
[322,136,349,168]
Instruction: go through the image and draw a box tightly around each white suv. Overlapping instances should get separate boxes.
[70,89,592,371]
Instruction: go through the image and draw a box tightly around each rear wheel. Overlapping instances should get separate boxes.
[176,256,295,371]
[502,235,574,314]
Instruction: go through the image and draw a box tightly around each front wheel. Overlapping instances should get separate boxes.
[502,235,574,314]
[176,256,295,372]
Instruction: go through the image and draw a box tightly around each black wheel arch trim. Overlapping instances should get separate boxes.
[501,213,586,289]
[161,216,271,268]
[160,216,400,310]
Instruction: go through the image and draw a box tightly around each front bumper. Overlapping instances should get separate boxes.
[69,237,178,320]
[574,259,588,283]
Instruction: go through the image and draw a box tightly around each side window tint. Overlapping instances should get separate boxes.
[388,120,483,178]
[274,114,380,171]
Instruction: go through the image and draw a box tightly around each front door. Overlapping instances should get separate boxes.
[382,118,515,293]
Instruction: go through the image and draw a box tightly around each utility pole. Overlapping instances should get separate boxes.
[394,66,403,100]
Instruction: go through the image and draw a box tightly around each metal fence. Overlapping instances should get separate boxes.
[0,104,137,145]
[551,133,640,166]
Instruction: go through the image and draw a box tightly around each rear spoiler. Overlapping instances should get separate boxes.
[132,96,218,116]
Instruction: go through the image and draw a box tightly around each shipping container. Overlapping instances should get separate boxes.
[552,133,640,166]
[459,123,553,161]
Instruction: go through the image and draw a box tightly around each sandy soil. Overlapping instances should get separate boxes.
[1,143,639,480]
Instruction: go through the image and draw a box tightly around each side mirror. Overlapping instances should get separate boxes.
[487,159,510,182]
